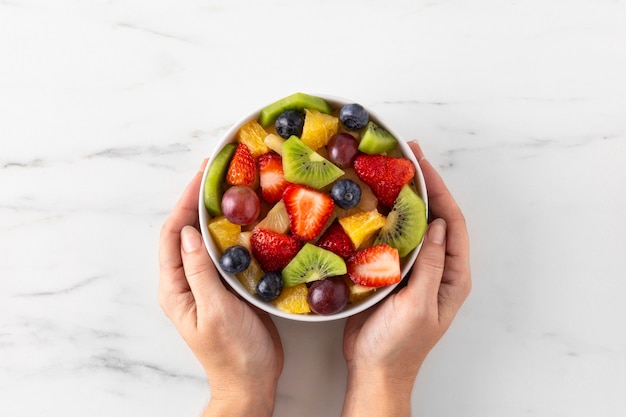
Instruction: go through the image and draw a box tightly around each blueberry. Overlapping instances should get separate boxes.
[275,110,305,139]
[256,272,284,301]
[219,245,251,274]
[339,103,369,130]
[330,179,362,209]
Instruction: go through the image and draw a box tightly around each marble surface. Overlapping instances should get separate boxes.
[1,1,625,416]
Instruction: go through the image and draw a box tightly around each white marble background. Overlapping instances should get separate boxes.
[1,0,625,416]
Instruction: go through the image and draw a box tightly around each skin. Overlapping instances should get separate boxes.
[157,141,471,416]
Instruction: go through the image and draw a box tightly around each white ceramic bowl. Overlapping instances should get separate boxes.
[199,94,428,322]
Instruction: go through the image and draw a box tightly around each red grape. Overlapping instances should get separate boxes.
[221,185,261,225]
[307,277,349,315]
[327,133,359,168]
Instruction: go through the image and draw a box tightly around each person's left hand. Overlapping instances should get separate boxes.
[158,161,283,417]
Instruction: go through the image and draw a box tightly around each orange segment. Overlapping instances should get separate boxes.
[300,109,339,151]
[208,216,241,253]
[338,209,386,249]
[238,120,270,157]
[272,283,310,314]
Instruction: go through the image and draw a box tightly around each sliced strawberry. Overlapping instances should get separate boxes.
[316,221,355,259]
[258,152,291,203]
[347,244,401,287]
[226,143,256,186]
[283,184,334,241]
[250,228,302,272]
[353,154,415,207]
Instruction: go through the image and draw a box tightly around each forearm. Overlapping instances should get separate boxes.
[341,367,416,417]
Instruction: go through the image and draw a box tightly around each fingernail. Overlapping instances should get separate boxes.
[199,158,209,173]
[428,218,446,245]
[181,225,202,252]
[408,140,426,161]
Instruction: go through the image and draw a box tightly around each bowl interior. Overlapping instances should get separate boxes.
[199,95,428,322]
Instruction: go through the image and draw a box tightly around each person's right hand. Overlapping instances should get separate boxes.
[341,141,472,417]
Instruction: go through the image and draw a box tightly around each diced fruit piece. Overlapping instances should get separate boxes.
[307,277,349,315]
[358,121,398,154]
[282,136,344,189]
[226,143,257,186]
[345,277,376,304]
[339,103,369,130]
[327,133,360,168]
[221,185,261,226]
[300,109,339,151]
[256,272,284,301]
[330,179,361,209]
[237,231,253,250]
[258,152,290,204]
[347,244,401,287]
[236,258,263,294]
[208,216,241,253]
[338,168,378,212]
[264,133,286,155]
[375,184,427,257]
[272,283,310,314]
[255,200,290,234]
[275,110,305,139]
[204,143,237,216]
[283,184,334,241]
[259,92,333,127]
[250,228,302,273]
[338,209,386,249]
[238,120,270,157]
[353,154,415,207]
[282,243,347,287]
[316,221,356,259]
[219,245,251,274]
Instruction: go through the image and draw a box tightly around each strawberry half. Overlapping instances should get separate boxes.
[283,184,334,241]
[258,152,291,203]
[315,221,355,259]
[250,228,302,272]
[353,154,415,207]
[347,244,401,287]
[226,143,256,186]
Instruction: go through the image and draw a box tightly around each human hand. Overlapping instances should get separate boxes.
[341,141,471,417]
[158,161,283,417]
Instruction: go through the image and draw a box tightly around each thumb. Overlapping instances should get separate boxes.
[180,225,224,312]
[407,218,447,310]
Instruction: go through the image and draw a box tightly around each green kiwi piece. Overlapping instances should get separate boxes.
[258,92,333,127]
[374,184,427,257]
[358,121,398,154]
[282,136,345,189]
[203,143,237,217]
[282,243,347,287]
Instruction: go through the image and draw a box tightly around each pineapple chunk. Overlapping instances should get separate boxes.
[255,200,290,234]
[208,216,241,253]
[338,209,386,249]
[263,133,285,155]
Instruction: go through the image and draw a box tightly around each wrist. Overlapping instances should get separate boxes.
[341,365,417,417]
[203,375,278,417]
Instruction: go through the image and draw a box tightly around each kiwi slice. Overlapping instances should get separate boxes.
[358,121,398,154]
[258,93,333,127]
[203,143,237,216]
[282,136,345,189]
[374,184,427,257]
[282,243,347,287]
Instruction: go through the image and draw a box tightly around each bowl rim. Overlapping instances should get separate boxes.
[198,93,428,322]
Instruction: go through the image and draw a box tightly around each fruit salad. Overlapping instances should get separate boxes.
[202,93,427,316]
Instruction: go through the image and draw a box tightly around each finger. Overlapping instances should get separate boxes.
[159,167,204,275]
[180,225,227,317]
[408,141,469,280]
[406,218,447,311]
